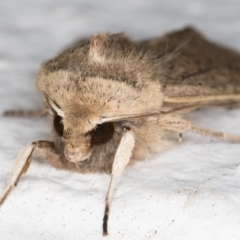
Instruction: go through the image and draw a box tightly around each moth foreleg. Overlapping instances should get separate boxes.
[0,140,58,206]
[0,143,35,205]
[103,128,135,236]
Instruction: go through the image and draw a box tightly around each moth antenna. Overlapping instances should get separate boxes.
[100,104,199,123]
[100,111,161,123]
[164,94,240,103]
[190,125,240,142]
[103,128,135,236]
[47,98,64,117]
[161,104,200,115]
[3,109,47,117]
[0,143,35,205]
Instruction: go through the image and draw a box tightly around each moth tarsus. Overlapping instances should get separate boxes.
[1,27,240,235]
[103,204,109,236]
[178,133,183,143]
[0,185,12,206]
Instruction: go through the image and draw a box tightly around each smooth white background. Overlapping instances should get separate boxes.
[0,1,240,239]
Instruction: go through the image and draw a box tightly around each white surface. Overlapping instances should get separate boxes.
[0,1,240,239]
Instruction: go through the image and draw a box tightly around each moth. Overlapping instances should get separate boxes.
[1,27,240,236]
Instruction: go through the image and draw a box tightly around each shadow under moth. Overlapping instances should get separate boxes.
[1,27,240,236]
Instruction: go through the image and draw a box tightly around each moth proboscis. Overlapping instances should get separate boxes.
[1,27,240,236]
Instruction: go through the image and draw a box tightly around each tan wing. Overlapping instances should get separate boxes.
[139,27,240,108]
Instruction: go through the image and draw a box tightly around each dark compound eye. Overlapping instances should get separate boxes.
[90,122,114,146]
[54,115,64,137]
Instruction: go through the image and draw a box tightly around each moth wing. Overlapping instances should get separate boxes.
[139,27,240,108]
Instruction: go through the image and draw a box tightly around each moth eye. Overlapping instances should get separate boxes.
[54,115,64,137]
[90,122,114,146]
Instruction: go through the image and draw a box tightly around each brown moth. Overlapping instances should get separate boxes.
[1,27,240,236]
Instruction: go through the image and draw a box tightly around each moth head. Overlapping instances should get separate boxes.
[37,32,165,162]
[47,98,116,163]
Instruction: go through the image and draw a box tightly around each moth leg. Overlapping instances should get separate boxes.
[178,133,183,143]
[4,109,47,117]
[0,143,35,205]
[103,128,135,236]
[0,141,60,206]
[190,125,240,142]
[162,118,240,142]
